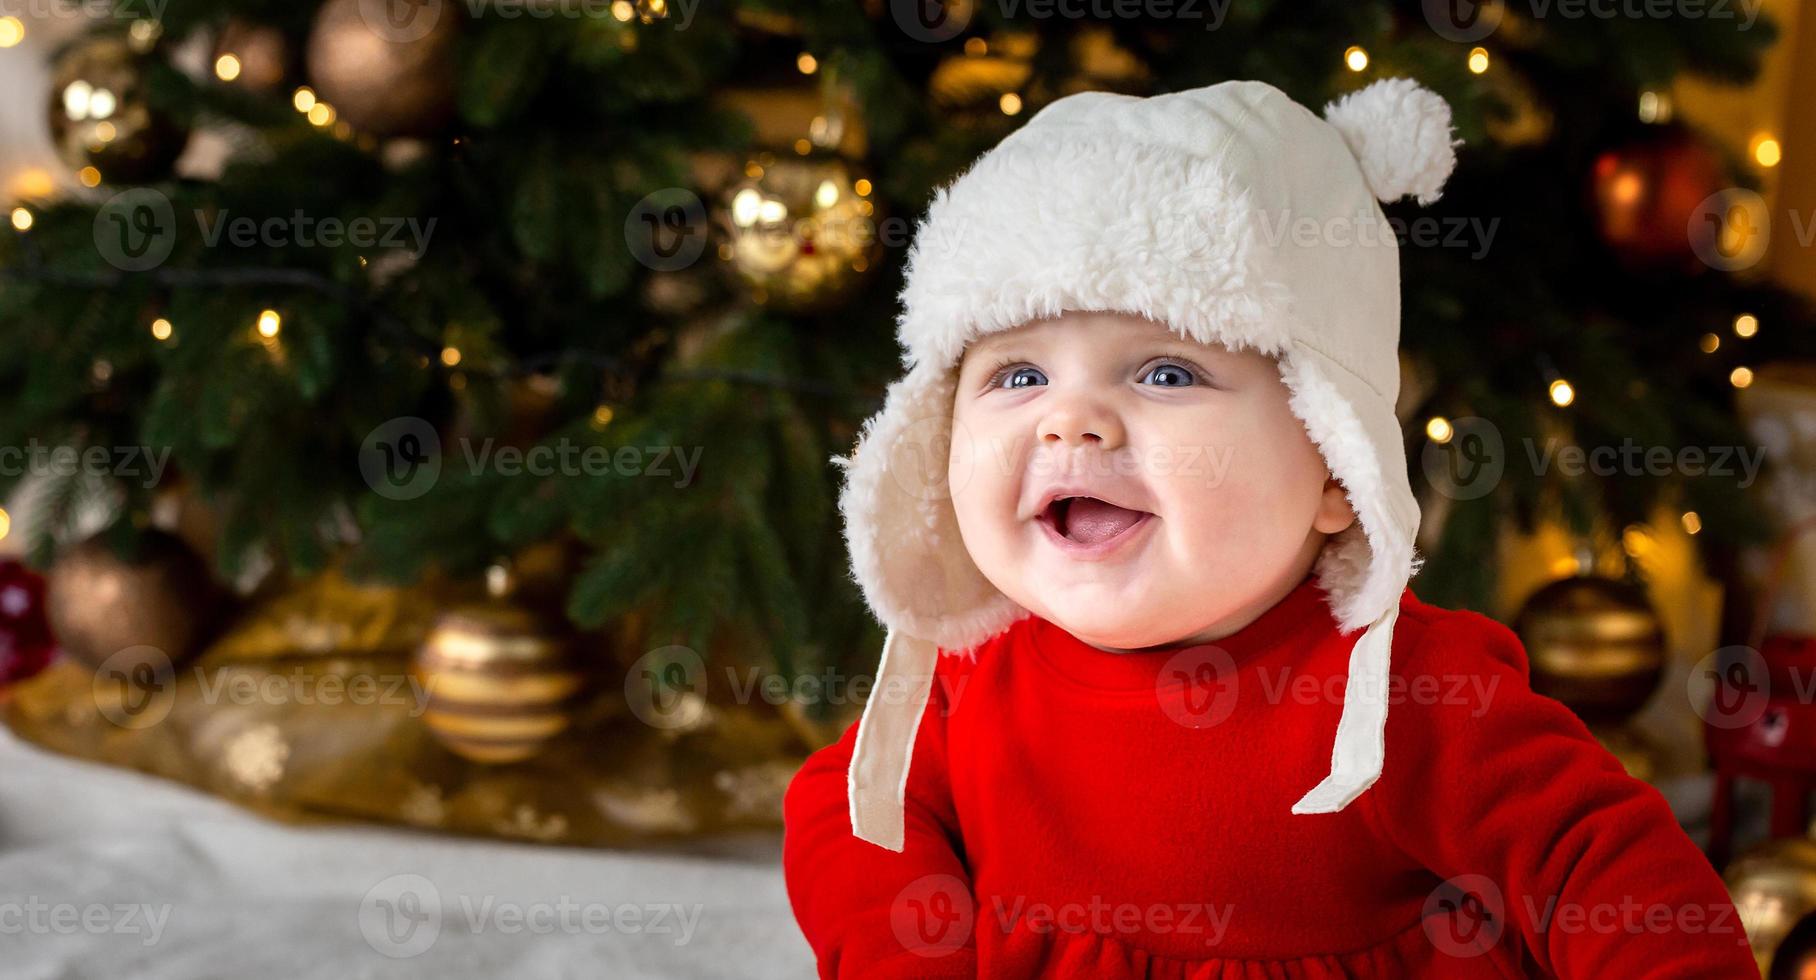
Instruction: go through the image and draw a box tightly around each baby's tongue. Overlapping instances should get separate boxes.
[1065,498,1146,544]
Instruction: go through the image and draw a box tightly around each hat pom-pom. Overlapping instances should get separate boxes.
[1323,78,1459,207]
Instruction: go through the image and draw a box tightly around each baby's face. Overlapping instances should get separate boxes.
[949,310,1355,652]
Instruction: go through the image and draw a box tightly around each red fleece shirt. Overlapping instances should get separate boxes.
[783,576,1757,978]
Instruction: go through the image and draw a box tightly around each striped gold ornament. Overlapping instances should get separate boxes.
[1513,575,1665,723]
[413,603,583,764]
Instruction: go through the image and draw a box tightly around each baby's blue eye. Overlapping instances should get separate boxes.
[1142,361,1197,387]
[997,366,1048,389]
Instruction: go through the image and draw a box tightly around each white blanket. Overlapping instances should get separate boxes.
[0,727,814,979]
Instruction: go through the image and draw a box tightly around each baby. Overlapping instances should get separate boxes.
[784,79,1755,977]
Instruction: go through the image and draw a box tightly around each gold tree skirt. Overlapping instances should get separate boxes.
[1,571,814,847]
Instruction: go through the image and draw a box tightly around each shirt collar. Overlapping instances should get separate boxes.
[1024,573,1339,693]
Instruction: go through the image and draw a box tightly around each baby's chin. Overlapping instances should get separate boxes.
[1025,591,1201,652]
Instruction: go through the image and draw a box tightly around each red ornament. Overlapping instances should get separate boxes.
[1704,634,1816,869]
[1589,125,1726,268]
[0,559,56,687]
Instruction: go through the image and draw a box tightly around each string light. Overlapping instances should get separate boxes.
[1681,511,1702,535]
[1699,332,1720,353]
[10,168,53,199]
[440,346,462,367]
[611,0,633,21]
[1637,90,1672,124]
[964,37,987,56]
[257,309,282,338]
[1730,366,1754,388]
[150,317,173,341]
[0,16,24,47]
[1752,134,1781,168]
[1425,416,1453,443]
[1548,378,1574,407]
[307,102,335,127]
[214,53,242,82]
[0,506,9,542]
[797,52,818,75]
[1344,46,1369,72]
[1621,524,1655,558]
[77,166,102,187]
[1000,92,1023,115]
[591,404,615,429]
[1734,313,1759,337]
[1467,47,1489,74]
[853,178,871,197]
[10,207,31,232]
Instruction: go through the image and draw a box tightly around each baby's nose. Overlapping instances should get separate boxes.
[1037,399,1126,449]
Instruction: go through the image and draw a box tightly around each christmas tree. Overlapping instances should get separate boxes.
[0,0,1808,689]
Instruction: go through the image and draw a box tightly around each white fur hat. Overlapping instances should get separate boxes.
[835,78,1460,850]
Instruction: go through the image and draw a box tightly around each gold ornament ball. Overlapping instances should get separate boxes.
[1725,838,1816,975]
[45,530,221,673]
[45,34,189,184]
[413,602,583,764]
[1513,575,1665,724]
[305,0,459,136]
[213,20,290,93]
[720,154,879,311]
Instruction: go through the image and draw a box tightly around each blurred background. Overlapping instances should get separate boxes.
[4,0,1816,975]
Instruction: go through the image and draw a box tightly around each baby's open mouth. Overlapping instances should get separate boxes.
[1042,496,1153,546]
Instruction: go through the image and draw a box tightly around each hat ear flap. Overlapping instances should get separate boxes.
[1322,78,1460,207]
[833,360,1025,652]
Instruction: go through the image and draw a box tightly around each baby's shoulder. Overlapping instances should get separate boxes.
[1393,589,1531,683]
